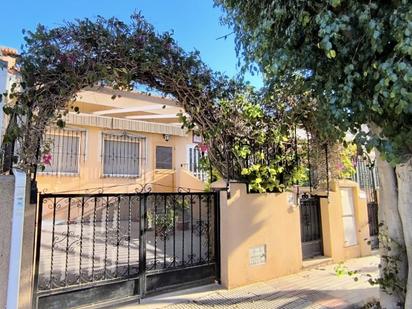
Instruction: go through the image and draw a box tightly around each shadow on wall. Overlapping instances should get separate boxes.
[219,182,302,289]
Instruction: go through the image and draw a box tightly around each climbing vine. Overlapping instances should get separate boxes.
[1,13,308,192]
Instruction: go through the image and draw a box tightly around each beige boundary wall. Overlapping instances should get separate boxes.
[219,180,372,289]
[320,180,372,262]
[0,175,36,309]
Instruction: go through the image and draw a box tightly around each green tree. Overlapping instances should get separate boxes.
[216,0,412,307]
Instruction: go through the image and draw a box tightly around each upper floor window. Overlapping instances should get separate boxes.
[156,146,173,169]
[102,133,145,177]
[42,128,86,175]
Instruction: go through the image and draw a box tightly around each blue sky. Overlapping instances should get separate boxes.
[0,0,262,87]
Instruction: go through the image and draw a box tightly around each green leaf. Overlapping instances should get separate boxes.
[326,50,336,59]
[329,0,341,8]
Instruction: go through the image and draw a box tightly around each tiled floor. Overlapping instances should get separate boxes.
[120,255,379,309]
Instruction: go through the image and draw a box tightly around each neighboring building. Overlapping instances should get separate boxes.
[36,87,208,193]
[0,47,19,144]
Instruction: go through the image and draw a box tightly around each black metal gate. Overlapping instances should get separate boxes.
[300,194,323,260]
[367,201,379,249]
[33,191,220,308]
[352,157,379,249]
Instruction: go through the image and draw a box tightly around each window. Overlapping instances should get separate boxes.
[102,133,144,177]
[156,146,173,169]
[42,129,84,174]
[187,145,207,181]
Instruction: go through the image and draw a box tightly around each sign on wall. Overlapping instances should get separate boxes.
[249,244,266,266]
[192,133,203,144]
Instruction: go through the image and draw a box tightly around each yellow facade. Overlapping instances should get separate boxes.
[36,88,206,194]
[37,126,205,194]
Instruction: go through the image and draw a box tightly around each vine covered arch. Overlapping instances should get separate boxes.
[2,14,236,169]
[1,13,330,193]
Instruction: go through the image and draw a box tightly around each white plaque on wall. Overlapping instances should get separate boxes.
[249,245,266,266]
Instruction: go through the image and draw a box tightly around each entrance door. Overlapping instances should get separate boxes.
[300,195,323,259]
[367,201,379,249]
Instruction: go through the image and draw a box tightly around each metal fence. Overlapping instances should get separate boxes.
[34,191,220,308]
[351,156,379,249]
[300,195,323,259]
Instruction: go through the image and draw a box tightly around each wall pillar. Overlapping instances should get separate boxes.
[352,185,372,257]
[0,175,36,309]
[325,180,372,262]
[219,182,302,289]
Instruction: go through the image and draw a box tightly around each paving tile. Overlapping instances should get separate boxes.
[129,255,380,309]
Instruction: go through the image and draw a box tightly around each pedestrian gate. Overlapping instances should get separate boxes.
[33,191,220,308]
[300,194,323,259]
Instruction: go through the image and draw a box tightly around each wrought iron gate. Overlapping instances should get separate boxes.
[352,157,379,249]
[367,201,379,249]
[33,191,220,308]
[300,194,323,259]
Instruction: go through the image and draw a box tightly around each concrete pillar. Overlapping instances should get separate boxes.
[0,175,36,309]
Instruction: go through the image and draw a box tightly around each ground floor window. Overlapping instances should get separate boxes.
[102,132,145,177]
[42,128,86,175]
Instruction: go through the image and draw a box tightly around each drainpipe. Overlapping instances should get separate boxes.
[6,168,27,309]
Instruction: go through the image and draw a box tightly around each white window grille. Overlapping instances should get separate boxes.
[102,132,145,177]
[42,128,86,175]
[187,144,207,182]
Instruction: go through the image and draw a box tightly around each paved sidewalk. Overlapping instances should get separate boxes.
[120,255,379,309]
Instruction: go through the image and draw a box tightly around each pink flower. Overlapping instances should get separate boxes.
[198,143,208,154]
[58,53,76,65]
[66,53,76,64]
[42,153,52,166]
[137,35,146,43]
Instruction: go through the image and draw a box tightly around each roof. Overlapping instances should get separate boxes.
[74,87,188,125]
[0,46,18,57]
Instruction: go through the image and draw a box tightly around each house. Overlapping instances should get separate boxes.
[36,87,209,194]
[0,47,19,144]
[0,45,377,309]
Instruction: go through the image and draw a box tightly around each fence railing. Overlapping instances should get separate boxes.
[34,191,219,302]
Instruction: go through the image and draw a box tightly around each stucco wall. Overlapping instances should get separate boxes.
[320,180,371,263]
[175,168,206,192]
[19,184,36,309]
[219,180,372,289]
[0,175,15,309]
[220,183,302,289]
